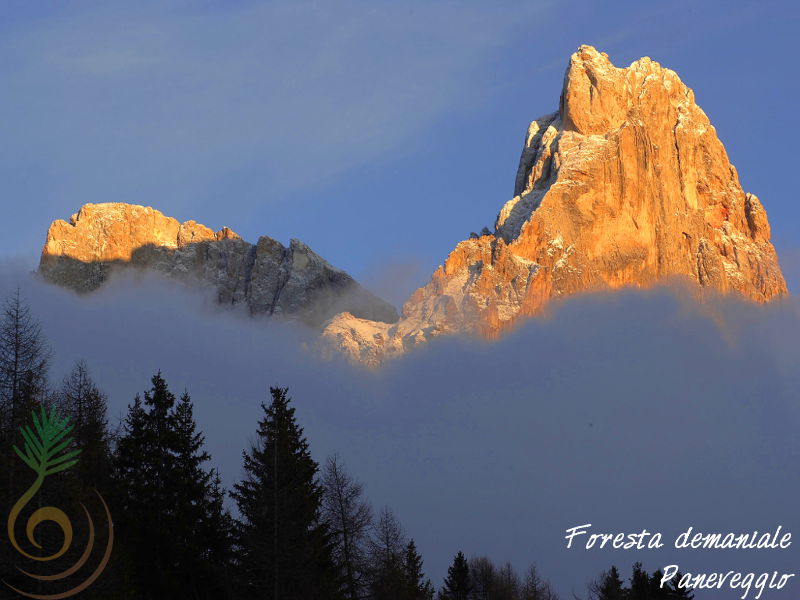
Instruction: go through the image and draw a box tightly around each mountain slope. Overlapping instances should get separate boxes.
[323,45,786,365]
[39,203,398,328]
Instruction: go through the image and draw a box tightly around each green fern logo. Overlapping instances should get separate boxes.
[15,406,82,478]
[4,406,114,599]
[8,406,80,563]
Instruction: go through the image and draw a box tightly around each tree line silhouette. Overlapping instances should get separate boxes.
[0,289,695,599]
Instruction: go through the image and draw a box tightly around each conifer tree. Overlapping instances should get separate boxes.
[114,375,178,598]
[439,551,471,600]
[47,361,115,599]
[203,469,236,595]
[231,386,340,600]
[0,289,50,584]
[522,564,544,600]
[595,566,626,600]
[495,562,521,600]
[109,393,149,599]
[367,507,407,600]
[403,540,435,600]
[629,562,650,600]
[114,373,233,599]
[0,288,50,479]
[321,454,373,600]
[469,556,498,600]
[171,391,234,598]
[667,570,694,600]
[521,564,559,600]
[0,288,50,430]
[58,360,111,490]
[649,569,670,600]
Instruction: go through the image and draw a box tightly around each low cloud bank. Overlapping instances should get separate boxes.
[1,262,798,598]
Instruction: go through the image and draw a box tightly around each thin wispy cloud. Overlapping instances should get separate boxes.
[0,2,546,235]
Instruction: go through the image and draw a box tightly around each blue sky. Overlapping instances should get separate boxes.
[2,0,798,302]
[1,3,799,593]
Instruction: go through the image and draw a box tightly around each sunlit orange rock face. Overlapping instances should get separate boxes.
[41,203,237,287]
[39,203,398,327]
[323,45,786,365]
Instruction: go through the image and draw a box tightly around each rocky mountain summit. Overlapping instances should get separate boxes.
[322,45,786,365]
[39,203,398,327]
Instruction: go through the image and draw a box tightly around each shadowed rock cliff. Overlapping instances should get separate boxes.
[39,203,398,328]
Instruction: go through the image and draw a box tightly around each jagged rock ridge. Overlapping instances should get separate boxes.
[39,203,398,327]
[323,45,786,365]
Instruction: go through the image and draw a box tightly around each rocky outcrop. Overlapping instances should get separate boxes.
[323,45,786,365]
[40,203,398,327]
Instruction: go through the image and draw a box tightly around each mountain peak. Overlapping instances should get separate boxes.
[560,45,691,136]
[39,202,398,328]
[323,47,786,365]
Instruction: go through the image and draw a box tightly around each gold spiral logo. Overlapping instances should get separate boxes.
[4,407,114,599]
